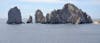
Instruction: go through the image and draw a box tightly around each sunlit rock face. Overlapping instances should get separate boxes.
[61,3,93,24]
[27,16,33,23]
[35,9,46,23]
[7,6,22,24]
[35,3,93,24]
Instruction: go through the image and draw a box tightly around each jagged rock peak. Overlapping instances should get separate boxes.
[63,3,78,9]
[35,3,93,24]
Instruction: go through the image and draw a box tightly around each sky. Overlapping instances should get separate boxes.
[0,0,100,19]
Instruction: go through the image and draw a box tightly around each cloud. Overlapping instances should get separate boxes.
[18,0,67,3]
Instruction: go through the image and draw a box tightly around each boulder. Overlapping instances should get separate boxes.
[35,9,46,23]
[27,16,33,23]
[7,6,22,24]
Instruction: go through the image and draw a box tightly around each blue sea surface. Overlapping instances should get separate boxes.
[0,19,100,43]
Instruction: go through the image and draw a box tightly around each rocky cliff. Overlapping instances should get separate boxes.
[35,9,46,23]
[35,3,93,24]
[7,6,22,24]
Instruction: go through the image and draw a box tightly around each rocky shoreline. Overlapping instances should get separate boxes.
[7,3,93,24]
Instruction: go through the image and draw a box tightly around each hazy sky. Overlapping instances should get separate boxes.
[0,0,100,19]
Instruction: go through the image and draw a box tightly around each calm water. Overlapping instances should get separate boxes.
[0,19,100,43]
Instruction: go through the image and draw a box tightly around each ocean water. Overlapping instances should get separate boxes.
[0,19,100,43]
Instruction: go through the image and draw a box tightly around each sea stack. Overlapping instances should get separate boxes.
[35,3,93,24]
[7,6,22,24]
[27,16,33,23]
[35,9,46,23]
[46,13,51,23]
[61,3,93,24]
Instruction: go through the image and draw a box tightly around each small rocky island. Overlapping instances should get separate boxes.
[35,9,46,23]
[35,3,93,24]
[7,6,23,24]
[27,16,33,23]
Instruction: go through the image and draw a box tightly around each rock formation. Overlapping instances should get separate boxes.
[35,3,93,24]
[35,9,46,23]
[46,13,51,23]
[27,16,33,23]
[7,6,22,24]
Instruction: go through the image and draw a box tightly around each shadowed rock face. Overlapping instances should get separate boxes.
[27,16,33,23]
[35,9,46,23]
[7,6,22,24]
[46,13,51,23]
